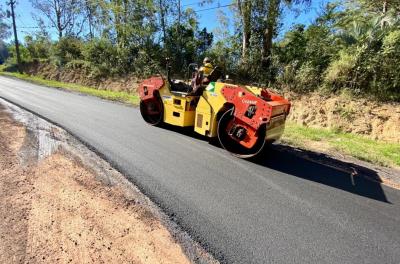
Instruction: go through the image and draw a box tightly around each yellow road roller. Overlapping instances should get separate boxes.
[138,65,291,158]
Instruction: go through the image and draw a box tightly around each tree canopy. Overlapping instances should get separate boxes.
[0,4,10,41]
[3,0,400,101]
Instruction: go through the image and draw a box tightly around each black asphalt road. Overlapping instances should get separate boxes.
[1,76,400,264]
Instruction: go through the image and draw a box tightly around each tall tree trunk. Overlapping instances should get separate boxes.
[159,0,166,45]
[237,0,252,62]
[57,15,62,38]
[262,0,280,70]
[382,0,388,14]
[113,0,124,47]
[55,0,63,38]
[86,0,94,39]
[177,0,182,65]
[242,23,251,60]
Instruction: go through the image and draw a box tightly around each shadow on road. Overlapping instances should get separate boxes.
[252,145,390,203]
[158,123,390,203]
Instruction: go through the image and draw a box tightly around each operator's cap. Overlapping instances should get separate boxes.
[203,57,211,63]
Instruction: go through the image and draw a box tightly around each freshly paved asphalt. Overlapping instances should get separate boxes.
[1,76,400,264]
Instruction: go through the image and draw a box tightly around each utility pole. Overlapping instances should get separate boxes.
[7,0,22,73]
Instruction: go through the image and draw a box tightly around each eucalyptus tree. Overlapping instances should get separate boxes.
[0,4,10,40]
[30,0,84,38]
[234,0,311,75]
[356,0,400,14]
[237,0,252,61]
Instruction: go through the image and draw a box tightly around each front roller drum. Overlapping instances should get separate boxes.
[140,96,164,126]
[217,108,266,158]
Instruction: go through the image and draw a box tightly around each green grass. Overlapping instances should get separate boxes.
[0,70,139,105]
[282,122,400,168]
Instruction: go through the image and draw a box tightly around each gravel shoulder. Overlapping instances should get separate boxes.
[0,102,216,264]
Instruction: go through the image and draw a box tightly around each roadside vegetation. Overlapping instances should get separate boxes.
[0,69,139,105]
[282,123,400,168]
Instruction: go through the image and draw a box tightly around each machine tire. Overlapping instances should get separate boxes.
[140,95,164,126]
[217,108,267,159]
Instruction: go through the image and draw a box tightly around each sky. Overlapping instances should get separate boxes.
[3,0,332,43]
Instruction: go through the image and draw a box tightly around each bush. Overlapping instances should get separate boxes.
[295,62,320,90]
[25,35,51,60]
[276,61,320,92]
[82,39,116,67]
[131,50,162,78]
[7,44,32,64]
[323,49,359,90]
[65,59,92,73]
[81,38,118,77]
[374,30,400,100]
[82,39,152,77]
[277,62,298,90]
[52,37,83,65]
[0,40,8,64]
[322,29,400,101]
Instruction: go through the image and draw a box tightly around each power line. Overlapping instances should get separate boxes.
[182,0,205,8]
[16,14,28,28]
[19,26,43,29]
[192,2,236,13]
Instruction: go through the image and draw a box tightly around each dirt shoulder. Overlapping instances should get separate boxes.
[0,102,216,264]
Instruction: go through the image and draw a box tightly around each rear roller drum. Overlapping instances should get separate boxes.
[217,108,266,158]
[140,96,164,126]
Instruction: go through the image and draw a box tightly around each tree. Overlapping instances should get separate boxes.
[234,0,311,77]
[274,3,341,90]
[355,0,400,14]
[158,0,167,44]
[83,0,98,39]
[197,27,213,55]
[164,8,204,73]
[0,40,8,64]
[253,0,281,70]
[237,0,252,61]
[106,0,157,47]
[0,4,10,40]
[30,0,83,38]
[24,32,52,60]
[257,0,311,70]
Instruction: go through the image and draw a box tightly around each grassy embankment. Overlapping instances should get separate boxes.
[282,123,400,168]
[1,67,399,169]
[0,68,139,105]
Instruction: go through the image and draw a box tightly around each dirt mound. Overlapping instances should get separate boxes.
[285,91,400,143]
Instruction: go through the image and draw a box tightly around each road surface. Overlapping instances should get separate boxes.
[1,76,400,264]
